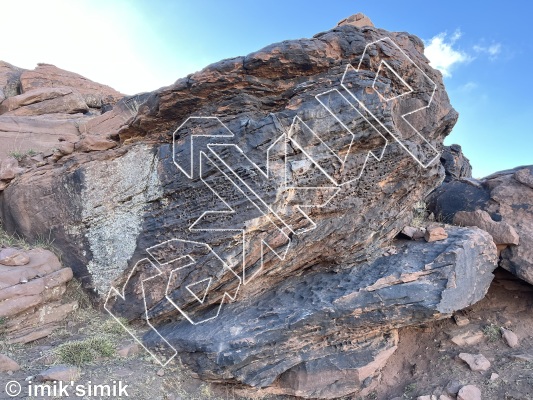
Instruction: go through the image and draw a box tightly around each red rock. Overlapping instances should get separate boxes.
[57,141,75,155]
[337,13,374,28]
[402,226,425,240]
[453,314,470,327]
[20,64,123,108]
[0,114,81,160]
[501,327,519,348]
[0,247,30,266]
[75,135,117,152]
[457,385,481,400]
[117,343,140,358]
[1,90,88,117]
[0,87,88,116]
[0,354,20,372]
[36,365,80,382]
[0,157,24,181]
[425,226,448,242]
[458,353,490,371]
[449,330,483,346]
[454,209,519,246]
[0,248,63,290]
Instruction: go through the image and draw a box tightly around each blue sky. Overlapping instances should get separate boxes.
[3,0,531,177]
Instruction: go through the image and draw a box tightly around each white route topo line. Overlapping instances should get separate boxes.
[105,36,441,366]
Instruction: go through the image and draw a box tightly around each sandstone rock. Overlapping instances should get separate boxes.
[0,353,20,372]
[449,330,484,346]
[439,396,453,400]
[457,385,481,400]
[428,165,533,285]
[440,144,472,182]
[458,353,490,372]
[0,248,76,343]
[0,114,82,160]
[0,247,30,266]
[57,141,75,155]
[36,365,80,382]
[490,372,499,381]
[501,327,519,348]
[454,209,519,246]
[417,396,437,400]
[74,135,117,152]
[402,226,425,240]
[117,343,140,358]
[0,61,126,161]
[425,226,448,242]
[0,157,24,181]
[514,167,533,189]
[145,227,496,398]
[453,314,470,327]
[20,63,123,108]
[0,87,88,116]
[337,13,374,28]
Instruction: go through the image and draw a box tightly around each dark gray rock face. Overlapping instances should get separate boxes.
[146,227,497,398]
[426,179,491,223]
[441,144,472,182]
[428,165,533,285]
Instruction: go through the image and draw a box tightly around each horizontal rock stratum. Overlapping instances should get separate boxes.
[146,226,497,398]
[0,13,499,399]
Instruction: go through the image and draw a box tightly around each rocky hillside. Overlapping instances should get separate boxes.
[0,12,531,400]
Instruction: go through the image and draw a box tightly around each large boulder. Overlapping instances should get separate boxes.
[428,165,533,285]
[0,13,476,398]
[147,226,497,398]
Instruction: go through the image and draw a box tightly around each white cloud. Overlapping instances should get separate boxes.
[473,43,502,60]
[424,30,472,77]
[458,81,478,93]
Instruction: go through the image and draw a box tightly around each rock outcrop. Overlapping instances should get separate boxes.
[0,247,77,343]
[428,165,533,285]
[1,15,457,296]
[0,62,124,161]
[0,13,493,399]
[440,144,472,182]
[147,226,497,398]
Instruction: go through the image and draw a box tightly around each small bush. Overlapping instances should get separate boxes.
[56,336,115,366]
[483,323,501,342]
[101,318,129,335]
